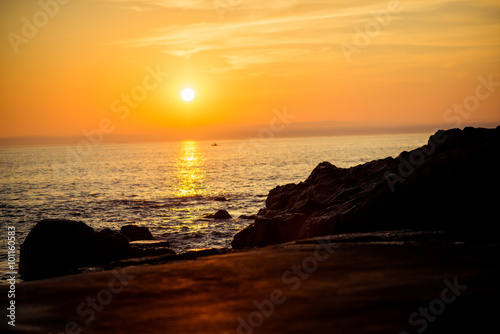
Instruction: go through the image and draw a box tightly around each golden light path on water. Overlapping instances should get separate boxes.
[173,141,207,198]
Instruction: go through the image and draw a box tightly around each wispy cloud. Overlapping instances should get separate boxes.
[112,10,368,72]
[104,0,500,73]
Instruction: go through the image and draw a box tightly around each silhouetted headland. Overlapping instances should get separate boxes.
[233,126,500,248]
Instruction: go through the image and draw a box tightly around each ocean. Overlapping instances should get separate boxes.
[0,133,430,281]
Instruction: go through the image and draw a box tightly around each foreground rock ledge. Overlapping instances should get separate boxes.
[232,126,500,249]
[1,239,498,334]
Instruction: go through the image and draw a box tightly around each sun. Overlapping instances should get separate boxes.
[181,88,195,102]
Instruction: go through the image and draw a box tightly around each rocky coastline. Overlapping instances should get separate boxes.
[17,126,500,280]
[232,126,500,248]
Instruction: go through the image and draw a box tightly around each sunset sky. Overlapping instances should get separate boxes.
[1,0,499,145]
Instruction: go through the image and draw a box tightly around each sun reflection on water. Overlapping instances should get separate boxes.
[174,141,207,198]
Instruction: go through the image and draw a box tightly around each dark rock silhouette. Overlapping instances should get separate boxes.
[19,220,169,280]
[20,219,96,280]
[20,220,131,280]
[120,224,155,241]
[232,126,500,249]
[206,210,232,219]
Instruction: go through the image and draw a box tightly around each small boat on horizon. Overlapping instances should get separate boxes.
[211,142,218,146]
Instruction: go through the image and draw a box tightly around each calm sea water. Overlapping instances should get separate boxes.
[0,134,429,280]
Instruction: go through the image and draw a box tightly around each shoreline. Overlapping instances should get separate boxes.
[0,229,460,284]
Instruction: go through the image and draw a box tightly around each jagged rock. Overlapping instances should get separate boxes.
[206,210,232,219]
[232,126,500,249]
[120,224,155,241]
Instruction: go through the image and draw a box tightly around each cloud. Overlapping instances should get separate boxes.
[105,0,500,73]
[112,10,362,72]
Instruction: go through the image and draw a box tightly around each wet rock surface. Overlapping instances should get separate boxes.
[6,239,499,334]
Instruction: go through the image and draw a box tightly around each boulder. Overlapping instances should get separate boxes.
[232,126,500,249]
[20,219,95,280]
[206,210,232,219]
[120,224,155,241]
[20,220,131,280]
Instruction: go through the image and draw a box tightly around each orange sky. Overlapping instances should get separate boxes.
[1,0,499,145]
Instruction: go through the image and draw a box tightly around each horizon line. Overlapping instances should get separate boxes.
[0,121,498,149]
